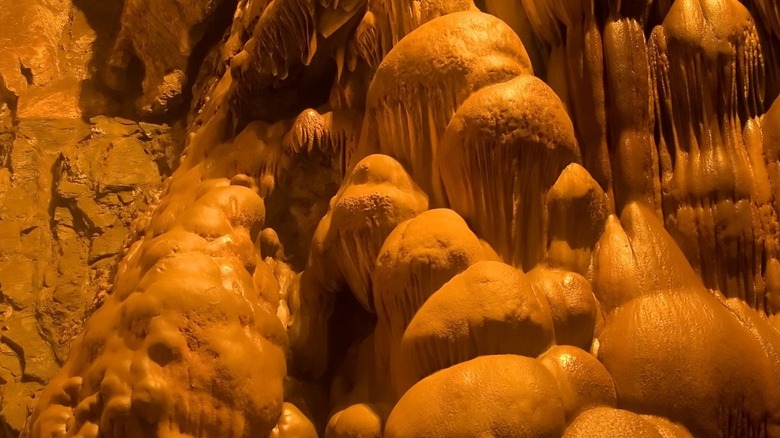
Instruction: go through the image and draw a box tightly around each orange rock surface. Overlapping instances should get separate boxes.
[1,0,780,437]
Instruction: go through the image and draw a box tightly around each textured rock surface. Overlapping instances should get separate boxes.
[0,1,181,432]
[5,0,780,437]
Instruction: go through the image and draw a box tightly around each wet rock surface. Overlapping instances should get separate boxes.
[0,1,181,433]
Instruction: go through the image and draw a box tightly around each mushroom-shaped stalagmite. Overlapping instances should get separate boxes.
[384,355,567,438]
[396,261,555,393]
[372,208,489,396]
[593,202,780,436]
[307,153,428,312]
[356,11,534,206]
[373,208,488,344]
[290,154,427,378]
[358,0,477,68]
[439,74,580,270]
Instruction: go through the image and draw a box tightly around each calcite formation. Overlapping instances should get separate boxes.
[3,0,780,437]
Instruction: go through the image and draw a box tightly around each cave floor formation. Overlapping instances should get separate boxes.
[3,0,780,437]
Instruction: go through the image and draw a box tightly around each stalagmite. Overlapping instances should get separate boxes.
[603,3,661,213]
[307,153,428,312]
[649,0,778,311]
[554,0,613,205]
[270,403,319,438]
[746,0,780,102]
[439,74,579,270]
[26,180,288,437]
[356,11,534,206]
[507,0,613,203]
[356,0,476,69]
[538,346,617,423]
[482,0,549,76]
[564,407,674,438]
[528,267,600,350]
[372,208,488,343]
[325,403,383,438]
[545,163,609,276]
[594,202,780,436]
[371,208,489,396]
[283,108,362,177]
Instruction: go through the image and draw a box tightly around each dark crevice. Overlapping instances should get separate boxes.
[71,0,127,120]
[322,287,376,412]
[47,154,66,244]
[0,337,26,377]
[233,57,337,132]
[180,0,240,121]
[18,63,33,86]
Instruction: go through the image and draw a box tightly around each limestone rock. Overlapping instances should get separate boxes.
[108,0,234,115]
[99,137,161,193]
[0,381,43,436]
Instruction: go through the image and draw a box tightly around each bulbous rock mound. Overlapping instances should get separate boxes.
[373,208,489,342]
[384,355,567,438]
[397,261,555,393]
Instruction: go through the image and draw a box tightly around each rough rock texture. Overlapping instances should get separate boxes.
[6,0,780,437]
[0,1,181,433]
[107,0,238,115]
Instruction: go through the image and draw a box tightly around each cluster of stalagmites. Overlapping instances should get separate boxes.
[20,0,780,437]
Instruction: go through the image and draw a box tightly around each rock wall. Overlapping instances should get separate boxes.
[0,0,183,434]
